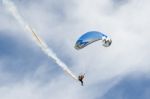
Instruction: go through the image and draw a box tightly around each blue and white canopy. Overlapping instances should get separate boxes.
[75,31,112,50]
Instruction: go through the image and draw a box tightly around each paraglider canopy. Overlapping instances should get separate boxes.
[74,31,112,50]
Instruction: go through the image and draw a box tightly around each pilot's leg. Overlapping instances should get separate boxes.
[81,81,83,86]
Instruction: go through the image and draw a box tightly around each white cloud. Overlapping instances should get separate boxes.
[0,0,150,99]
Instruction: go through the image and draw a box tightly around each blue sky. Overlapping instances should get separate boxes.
[101,73,150,99]
[0,0,150,99]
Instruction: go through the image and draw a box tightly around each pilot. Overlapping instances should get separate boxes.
[78,74,85,86]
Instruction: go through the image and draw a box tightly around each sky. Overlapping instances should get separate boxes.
[0,0,150,99]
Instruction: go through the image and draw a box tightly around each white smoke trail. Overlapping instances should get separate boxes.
[3,0,78,81]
